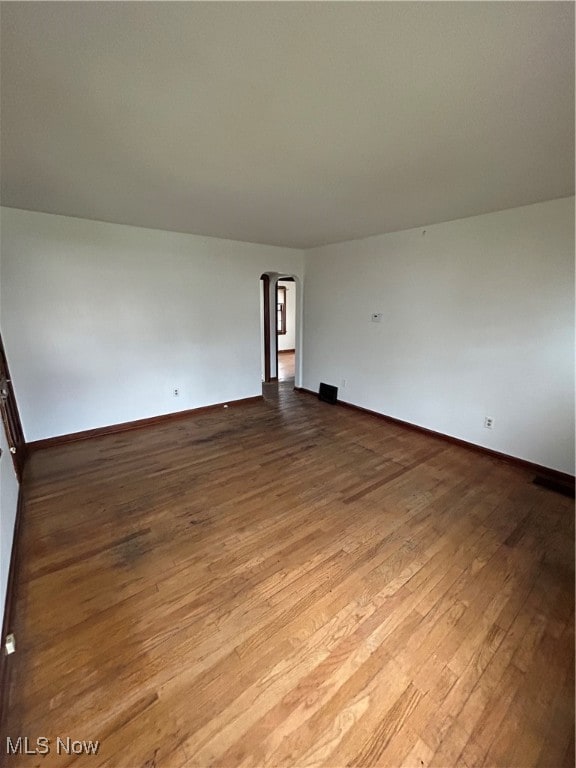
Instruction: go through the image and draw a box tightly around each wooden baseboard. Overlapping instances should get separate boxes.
[0,485,24,730]
[294,387,574,487]
[27,395,264,452]
[278,349,295,354]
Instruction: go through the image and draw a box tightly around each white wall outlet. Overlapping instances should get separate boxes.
[341,378,347,388]
[484,416,494,429]
[5,633,16,655]
[371,313,382,323]
[173,388,179,397]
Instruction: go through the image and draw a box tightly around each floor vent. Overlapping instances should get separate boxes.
[318,383,338,404]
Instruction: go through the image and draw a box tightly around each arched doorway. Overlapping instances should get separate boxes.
[260,272,301,388]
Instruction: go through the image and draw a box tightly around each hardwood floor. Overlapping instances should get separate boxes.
[2,382,574,767]
[278,351,295,381]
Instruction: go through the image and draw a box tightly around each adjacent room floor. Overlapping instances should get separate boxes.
[277,351,295,382]
[3,382,574,767]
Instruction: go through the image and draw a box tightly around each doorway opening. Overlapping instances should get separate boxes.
[276,278,295,382]
[260,273,300,390]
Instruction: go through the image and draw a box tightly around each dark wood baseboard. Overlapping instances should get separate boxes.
[27,395,264,452]
[0,485,24,730]
[278,349,295,354]
[294,387,575,487]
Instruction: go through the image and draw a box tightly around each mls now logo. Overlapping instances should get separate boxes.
[6,736,100,755]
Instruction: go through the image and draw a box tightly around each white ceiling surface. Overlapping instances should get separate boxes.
[1,2,574,249]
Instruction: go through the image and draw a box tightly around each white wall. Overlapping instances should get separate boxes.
[0,243,19,626]
[0,247,20,628]
[303,197,575,475]
[0,421,19,629]
[0,208,304,441]
[278,280,296,351]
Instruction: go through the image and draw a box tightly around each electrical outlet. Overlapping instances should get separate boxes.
[371,313,382,323]
[484,416,494,429]
[341,378,347,388]
[173,388,179,397]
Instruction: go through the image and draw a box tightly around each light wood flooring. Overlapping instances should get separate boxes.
[278,352,295,382]
[2,381,574,767]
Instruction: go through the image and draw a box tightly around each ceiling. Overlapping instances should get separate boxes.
[1,2,574,249]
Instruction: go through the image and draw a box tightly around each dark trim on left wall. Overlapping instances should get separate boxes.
[27,395,264,452]
[0,486,24,730]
